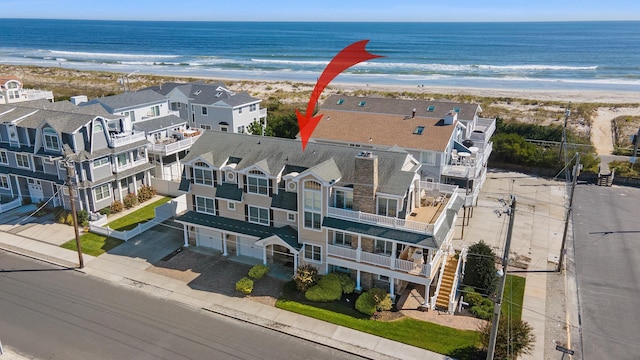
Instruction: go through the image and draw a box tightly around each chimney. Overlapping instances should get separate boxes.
[353,151,378,214]
[444,110,457,125]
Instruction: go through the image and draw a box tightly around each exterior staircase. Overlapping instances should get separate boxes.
[435,255,459,312]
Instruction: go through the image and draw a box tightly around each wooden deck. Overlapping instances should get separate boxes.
[407,196,449,224]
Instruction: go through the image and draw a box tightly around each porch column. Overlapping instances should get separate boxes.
[145,170,151,186]
[423,279,431,306]
[428,249,433,264]
[222,234,228,256]
[83,188,90,212]
[182,223,189,247]
[293,252,298,271]
[355,269,362,291]
[117,180,123,201]
[356,235,361,262]
[390,242,397,270]
[262,245,268,265]
[175,156,181,181]
[159,155,164,180]
[15,175,22,201]
[132,175,138,196]
[390,277,395,301]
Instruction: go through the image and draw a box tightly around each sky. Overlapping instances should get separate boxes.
[1,0,639,22]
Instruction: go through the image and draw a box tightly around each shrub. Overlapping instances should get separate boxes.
[123,193,138,209]
[235,277,254,295]
[355,292,377,316]
[77,210,89,226]
[480,317,536,359]
[305,273,342,302]
[293,264,318,292]
[99,207,111,216]
[248,264,269,280]
[65,213,74,226]
[470,298,494,320]
[335,272,355,294]
[462,288,484,307]
[110,200,124,213]
[463,241,498,296]
[137,185,156,203]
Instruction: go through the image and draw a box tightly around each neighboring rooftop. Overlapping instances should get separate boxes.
[83,89,167,112]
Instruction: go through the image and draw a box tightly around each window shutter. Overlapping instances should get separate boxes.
[270,209,274,227]
[213,170,218,187]
[269,179,274,197]
[243,175,247,193]
[190,167,194,183]
[214,199,219,216]
[191,195,196,211]
[244,204,248,222]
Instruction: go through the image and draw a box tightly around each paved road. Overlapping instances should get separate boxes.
[0,252,364,360]
[572,185,640,360]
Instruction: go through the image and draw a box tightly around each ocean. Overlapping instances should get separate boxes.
[0,19,639,91]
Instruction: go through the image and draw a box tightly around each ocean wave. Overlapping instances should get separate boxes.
[38,49,180,59]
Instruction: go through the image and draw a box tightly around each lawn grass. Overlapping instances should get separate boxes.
[502,274,526,321]
[276,299,481,357]
[61,196,172,256]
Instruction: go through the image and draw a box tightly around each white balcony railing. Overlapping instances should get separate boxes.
[148,132,202,155]
[112,159,148,173]
[419,181,458,194]
[0,197,22,214]
[327,244,434,278]
[111,131,147,147]
[259,108,267,117]
[327,207,434,234]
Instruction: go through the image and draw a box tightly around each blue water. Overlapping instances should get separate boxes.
[0,19,639,91]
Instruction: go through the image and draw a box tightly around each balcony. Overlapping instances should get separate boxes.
[148,129,202,155]
[327,244,444,280]
[442,141,492,179]
[140,110,181,121]
[110,131,147,147]
[327,207,435,234]
[22,89,54,101]
[259,108,267,118]
[112,158,148,173]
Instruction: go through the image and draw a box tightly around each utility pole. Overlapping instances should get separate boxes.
[486,196,516,360]
[65,158,84,269]
[558,102,571,161]
[557,152,580,272]
[632,127,640,162]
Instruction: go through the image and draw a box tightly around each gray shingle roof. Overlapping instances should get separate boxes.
[132,115,186,133]
[84,89,167,112]
[271,191,297,211]
[322,217,437,248]
[215,183,243,202]
[322,94,481,121]
[217,92,260,107]
[183,131,416,197]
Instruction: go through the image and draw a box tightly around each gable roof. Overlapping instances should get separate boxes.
[132,114,186,133]
[84,89,167,112]
[0,101,109,133]
[183,131,417,197]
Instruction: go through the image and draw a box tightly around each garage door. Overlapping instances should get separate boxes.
[237,236,262,259]
[196,228,223,251]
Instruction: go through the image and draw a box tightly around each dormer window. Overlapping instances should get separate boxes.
[43,128,60,152]
[358,101,366,107]
[247,170,268,195]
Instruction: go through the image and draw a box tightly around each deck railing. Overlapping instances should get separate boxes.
[327,207,434,233]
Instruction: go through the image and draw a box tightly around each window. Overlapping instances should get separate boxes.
[201,106,208,116]
[116,153,129,167]
[304,244,322,262]
[249,104,257,112]
[43,128,60,151]
[196,196,215,214]
[358,101,366,107]
[16,154,30,169]
[377,198,398,217]
[238,107,243,114]
[200,124,212,130]
[333,232,352,247]
[427,105,435,112]
[0,175,9,189]
[334,190,353,209]
[93,157,109,168]
[237,125,245,133]
[337,99,344,105]
[378,275,390,282]
[413,126,425,135]
[220,126,228,132]
[248,206,269,225]
[247,170,268,195]
[177,103,181,109]
[287,213,296,222]
[0,150,8,164]
[94,184,111,201]
[375,239,393,256]
[422,151,435,166]
[124,111,136,122]
[93,123,104,133]
[454,107,460,113]
[193,162,213,186]
[228,202,236,211]
[304,180,322,230]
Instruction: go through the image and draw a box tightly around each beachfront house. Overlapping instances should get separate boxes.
[0,99,153,214]
[0,76,54,104]
[175,131,467,312]
[307,95,496,207]
[82,89,202,186]
[148,82,267,134]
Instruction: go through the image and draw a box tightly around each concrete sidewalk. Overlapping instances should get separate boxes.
[0,226,447,360]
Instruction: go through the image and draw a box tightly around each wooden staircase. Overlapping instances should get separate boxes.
[435,255,459,312]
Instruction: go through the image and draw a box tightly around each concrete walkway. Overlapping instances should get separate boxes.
[0,222,447,360]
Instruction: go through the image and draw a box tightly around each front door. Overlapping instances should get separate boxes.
[27,178,43,203]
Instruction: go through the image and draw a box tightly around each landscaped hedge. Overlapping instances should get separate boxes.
[294,264,318,292]
[110,200,124,213]
[123,193,138,209]
[336,272,355,294]
[355,291,377,316]
[236,277,254,295]
[355,288,393,316]
[137,185,156,203]
[305,273,342,302]
[248,264,269,280]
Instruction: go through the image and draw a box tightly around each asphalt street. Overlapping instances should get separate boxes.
[572,184,640,360]
[0,252,364,360]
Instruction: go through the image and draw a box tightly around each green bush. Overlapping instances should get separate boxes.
[463,289,484,307]
[335,272,355,294]
[248,264,269,280]
[463,241,498,296]
[99,207,111,216]
[294,264,318,292]
[235,277,254,295]
[355,292,377,316]
[65,213,74,226]
[110,200,124,213]
[55,209,68,224]
[305,273,342,302]
[77,210,89,226]
[123,193,138,209]
[470,297,494,320]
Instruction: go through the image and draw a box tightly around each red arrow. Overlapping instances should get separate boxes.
[296,40,383,150]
